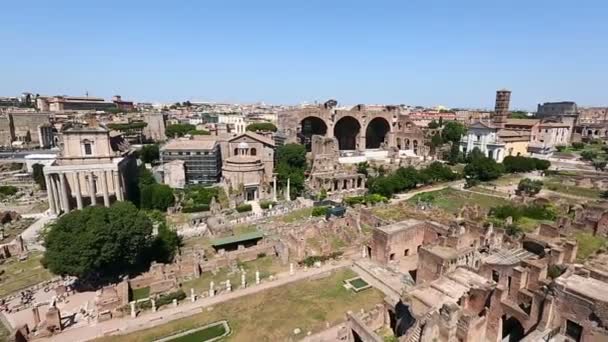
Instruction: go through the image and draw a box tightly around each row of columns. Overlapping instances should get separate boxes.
[315,176,365,193]
[44,169,124,215]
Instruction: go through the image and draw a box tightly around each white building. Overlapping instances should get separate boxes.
[217,114,246,134]
[460,121,506,162]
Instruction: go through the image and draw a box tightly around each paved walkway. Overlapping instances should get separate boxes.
[44,260,351,342]
[20,213,55,251]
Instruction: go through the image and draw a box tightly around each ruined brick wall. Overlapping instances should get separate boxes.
[0,115,13,146]
[416,247,446,284]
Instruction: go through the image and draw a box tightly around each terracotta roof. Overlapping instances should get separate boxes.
[229,131,275,147]
[506,119,539,127]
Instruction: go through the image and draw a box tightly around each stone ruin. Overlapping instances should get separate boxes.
[307,135,366,197]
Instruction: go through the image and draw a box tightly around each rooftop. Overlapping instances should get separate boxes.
[483,248,536,265]
[162,138,218,151]
[556,273,608,303]
[505,119,540,126]
[211,231,264,247]
[376,219,425,234]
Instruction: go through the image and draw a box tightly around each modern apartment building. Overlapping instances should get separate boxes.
[160,137,222,185]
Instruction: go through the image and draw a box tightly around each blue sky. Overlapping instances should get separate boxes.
[1,0,607,110]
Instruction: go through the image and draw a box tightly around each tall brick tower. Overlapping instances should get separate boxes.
[493,89,511,128]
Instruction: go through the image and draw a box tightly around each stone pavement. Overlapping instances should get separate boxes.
[390,180,465,204]
[20,213,55,251]
[43,259,351,342]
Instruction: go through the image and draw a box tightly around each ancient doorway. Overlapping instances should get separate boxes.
[334,116,360,150]
[565,320,582,342]
[501,315,525,342]
[300,116,328,151]
[366,117,390,149]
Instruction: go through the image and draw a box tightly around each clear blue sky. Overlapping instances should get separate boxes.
[1,0,607,110]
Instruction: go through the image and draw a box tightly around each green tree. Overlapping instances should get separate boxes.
[141,184,175,211]
[442,121,467,143]
[32,163,46,190]
[275,144,307,199]
[581,150,598,161]
[356,162,369,176]
[464,154,504,181]
[246,122,278,132]
[509,111,529,119]
[517,178,543,197]
[438,116,444,127]
[43,202,156,283]
[430,132,444,153]
[166,123,197,138]
[140,144,160,164]
[446,143,462,165]
[427,120,440,129]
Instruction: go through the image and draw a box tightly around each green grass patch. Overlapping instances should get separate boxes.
[180,256,287,295]
[96,268,384,342]
[545,181,601,198]
[278,207,313,223]
[131,286,150,301]
[165,322,227,342]
[574,232,608,261]
[0,252,54,297]
[408,188,510,214]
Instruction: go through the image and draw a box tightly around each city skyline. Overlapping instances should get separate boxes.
[1,0,607,110]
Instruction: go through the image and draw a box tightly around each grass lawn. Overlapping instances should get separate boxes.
[517,217,553,233]
[278,207,313,223]
[469,185,509,197]
[167,323,227,342]
[180,256,287,295]
[132,286,151,301]
[96,268,384,342]
[0,252,54,297]
[408,188,510,214]
[487,174,525,186]
[574,232,608,261]
[0,321,10,341]
[544,180,601,199]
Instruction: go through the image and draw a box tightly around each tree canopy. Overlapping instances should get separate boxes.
[166,123,196,138]
[275,144,307,199]
[442,121,467,144]
[464,149,504,181]
[139,144,160,164]
[517,178,543,197]
[43,202,155,282]
[246,122,277,132]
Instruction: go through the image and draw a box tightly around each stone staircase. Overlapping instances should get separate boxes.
[249,201,262,215]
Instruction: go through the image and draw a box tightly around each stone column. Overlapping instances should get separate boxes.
[130,301,136,318]
[272,175,277,202]
[100,170,110,207]
[59,173,70,213]
[89,172,97,206]
[241,272,246,288]
[190,288,196,302]
[151,299,157,312]
[255,270,260,285]
[74,172,83,210]
[44,174,57,214]
[285,178,291,201]
[209,281,215,297]
[51,175,61,214]
[226,279,232,292]
[290,263,294,275]
[113,171,123,201]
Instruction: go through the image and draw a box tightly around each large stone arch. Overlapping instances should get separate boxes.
[334,116,361,150]
[501,315,525,342]
[300,116,329,151]
[366,117,391,149]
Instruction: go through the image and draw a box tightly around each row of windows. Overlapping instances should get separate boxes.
[164,151,213,156]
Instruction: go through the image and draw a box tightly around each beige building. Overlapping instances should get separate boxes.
[43,126,137,215]
[222,132,276,201]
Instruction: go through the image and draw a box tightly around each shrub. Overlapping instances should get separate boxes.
[259,200,276,209]
[312,206,329,217]
[0,185,18,197]
[246,122,277,132]
[236,204,252,213]
[571,142,585,149]
[156,289,186,307]
[181,204,210,213]
[555,145,567,152]
[547,264,566,279]
[581,150,598,161]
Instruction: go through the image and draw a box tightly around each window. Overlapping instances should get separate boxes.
[251,148,257,156]
[492,270,499,282]
[84,143,92,155]
[565,320,583,342]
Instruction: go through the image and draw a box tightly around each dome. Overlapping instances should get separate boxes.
[238,141,249,149]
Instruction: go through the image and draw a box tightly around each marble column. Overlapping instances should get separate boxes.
[59,173,70,213]
[50,175,61,214]
[89,172,97,206]
[285,178,291,201]
[113,171,123,201]
[44,174,56,214]
[100,170,110,207]
[74,172,83,210]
